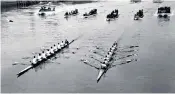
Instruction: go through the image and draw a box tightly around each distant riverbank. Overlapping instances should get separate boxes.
[1,1,97,12]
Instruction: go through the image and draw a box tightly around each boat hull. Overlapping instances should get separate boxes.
[97,69,105,83]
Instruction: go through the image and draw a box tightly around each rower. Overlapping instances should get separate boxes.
[41,51,47,59]
[38,53,43,61]
[108,51,113,56]
[50,47,54,54]
[60,41,64,48]
[111,46,116,52]
[109,48,112,52]
[32,56,38,65]
[57,43,61,50]
[46,49,51,57]
[104,55,108,61]
[53,44,58,52]
[105,55,110,62]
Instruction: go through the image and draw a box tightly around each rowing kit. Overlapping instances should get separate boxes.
[17,40,75,77]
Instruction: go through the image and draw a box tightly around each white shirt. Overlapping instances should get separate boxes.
[60,42,64,48]
[32,58,37,64]
[50,49,54,54]
[57,45,61,50]
[46,50,51,56]
[106,55,111,61]
[112,47,115,50]
[42,53,46,59]
[108,52,113,56]
[38,56,42,61]
[54,46,58,52]
[104,61,108,64]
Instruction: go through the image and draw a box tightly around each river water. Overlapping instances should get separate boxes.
[1,1,175,93]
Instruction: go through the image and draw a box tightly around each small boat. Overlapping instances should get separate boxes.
[134,9,144,20]
[83,9,97,18]
[106,11,119,21]
[157,6,171,18]
[38,5,56,16]
[17,39,75,77]
[96,43,118,83]
[64,9,79,18]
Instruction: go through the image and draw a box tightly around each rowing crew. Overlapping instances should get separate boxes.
[101,42,118,69]
[31,39,69,65]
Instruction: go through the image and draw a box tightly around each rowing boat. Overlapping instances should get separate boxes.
[17,40,75,77]
[83,14,97,18]
[96,43,118,83]
[106,14,120,21]
[64,13,78,18]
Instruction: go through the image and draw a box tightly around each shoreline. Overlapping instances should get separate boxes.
[1,1,98,12]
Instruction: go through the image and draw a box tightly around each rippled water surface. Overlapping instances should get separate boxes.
[1,1,175,93]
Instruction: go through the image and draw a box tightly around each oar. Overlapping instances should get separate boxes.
[82,59,100,70]
[118,45,139,50]
[90,56,103,64]
[12,62,30,66]
[111,58,137,67]
[114,53,138,60]
[70,34,83,43]
[93,51,105,57]
[117,49,137,53]
[95,46,107,52]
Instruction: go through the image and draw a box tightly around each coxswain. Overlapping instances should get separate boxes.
[65,39,69,45]
[57,43,61,50]
[41,51,47,59]
[101,63,107,69]
[60,41,64,48]
[65,12,68,16]
[46,49,51,57]
[38,53,43,61]
[32,56,38,65]
[50,47,54,54]
[53,44,58,52]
